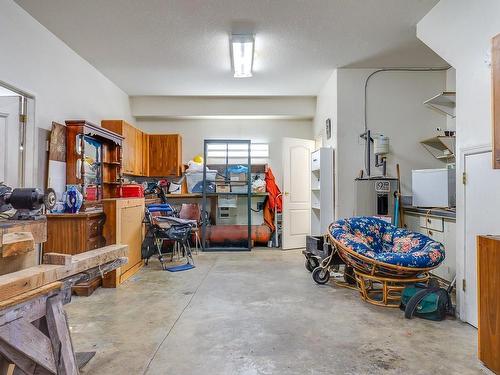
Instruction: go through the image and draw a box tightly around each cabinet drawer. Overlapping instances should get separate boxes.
[424,228,445,245]
[419,216,444,232]
[87,216,105,238]
[311,150,320,171]
[87,236,105,251]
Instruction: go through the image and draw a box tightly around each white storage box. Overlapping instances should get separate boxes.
[185,171,217,193]
[412,168,456,207]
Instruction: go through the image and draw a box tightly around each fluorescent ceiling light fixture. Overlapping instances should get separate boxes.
[230,34,255,78]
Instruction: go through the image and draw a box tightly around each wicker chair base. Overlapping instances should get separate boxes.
[354,270,429,308]
[328,235,438,278]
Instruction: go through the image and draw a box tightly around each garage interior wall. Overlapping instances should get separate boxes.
[136,118,313,186]
[314,68,448,219]
[0,0,133,186]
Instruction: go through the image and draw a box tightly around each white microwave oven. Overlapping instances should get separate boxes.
[412,168,456,208]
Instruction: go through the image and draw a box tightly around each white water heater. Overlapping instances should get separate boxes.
[355,177,398,218]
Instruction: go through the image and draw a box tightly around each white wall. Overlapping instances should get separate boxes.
[136,118,313,186]
[131,96,316,120]
[314,68,447,219]
[417,0,500,320]
[0,0,132,185]
[314,71,338,149]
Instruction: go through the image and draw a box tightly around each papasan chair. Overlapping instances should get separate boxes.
[320,217,445,307]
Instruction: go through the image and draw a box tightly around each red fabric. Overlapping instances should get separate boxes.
[265,168,282,212]
[264,168,282,232]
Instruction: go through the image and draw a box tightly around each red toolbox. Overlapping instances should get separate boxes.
[121,184,144,198]
[86,185,98,201]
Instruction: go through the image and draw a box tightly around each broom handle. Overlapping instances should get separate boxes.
[396,164,403,227]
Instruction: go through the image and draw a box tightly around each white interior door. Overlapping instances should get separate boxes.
[464,150,500,327]
[282,137,314,249]
[0,96,21,187]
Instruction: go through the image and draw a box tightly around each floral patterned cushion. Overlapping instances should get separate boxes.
[330,217,445,268]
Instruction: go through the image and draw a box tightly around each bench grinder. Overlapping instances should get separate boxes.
[0,185,56,220]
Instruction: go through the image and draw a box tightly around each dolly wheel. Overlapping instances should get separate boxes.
[305,257,319,272]
[312,267,330,285]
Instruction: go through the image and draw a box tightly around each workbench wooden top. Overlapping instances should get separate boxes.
[0,218,47,246]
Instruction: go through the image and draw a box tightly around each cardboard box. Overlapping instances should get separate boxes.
[230,173,247,182]
[216,184,230,193]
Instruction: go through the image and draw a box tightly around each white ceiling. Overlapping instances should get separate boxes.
[15,0,446,96]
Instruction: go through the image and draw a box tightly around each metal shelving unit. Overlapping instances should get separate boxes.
[201,139,252,251]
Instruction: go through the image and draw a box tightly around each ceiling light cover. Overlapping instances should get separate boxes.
[230,34,255,78]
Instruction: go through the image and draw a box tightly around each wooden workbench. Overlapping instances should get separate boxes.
[0,245,128,374]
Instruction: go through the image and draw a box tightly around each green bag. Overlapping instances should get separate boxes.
[400,286,453,321]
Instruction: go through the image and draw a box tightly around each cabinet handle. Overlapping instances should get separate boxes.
[427,218,431,223]
[428,230,433,236]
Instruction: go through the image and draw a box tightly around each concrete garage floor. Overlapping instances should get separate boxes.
[66,250,485,375]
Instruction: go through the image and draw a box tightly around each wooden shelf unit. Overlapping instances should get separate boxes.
[65,120,123,200]
[101,120,148,176]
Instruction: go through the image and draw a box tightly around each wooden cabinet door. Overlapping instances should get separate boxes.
[164,134,182,176]
[142,133,149,176]
[122,122,136,174]
[148,134,182,176]
[119,203,144,274]
[135,128,143,175]
[148,135,163,176]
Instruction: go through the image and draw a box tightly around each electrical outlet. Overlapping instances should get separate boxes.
[257,201,264,210]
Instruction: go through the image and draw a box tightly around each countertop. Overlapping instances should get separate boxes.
[402,205,456,219]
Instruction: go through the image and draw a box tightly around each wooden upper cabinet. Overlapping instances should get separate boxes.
[493,34,500,168]
[101,120,182,177]
[102,120,142,176]
[142,133,149,176]
[135,128,143,175]
[148,134,183,176]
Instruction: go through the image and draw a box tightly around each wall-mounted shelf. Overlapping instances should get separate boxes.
[424,91,456,118]
[420,136,456,163]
